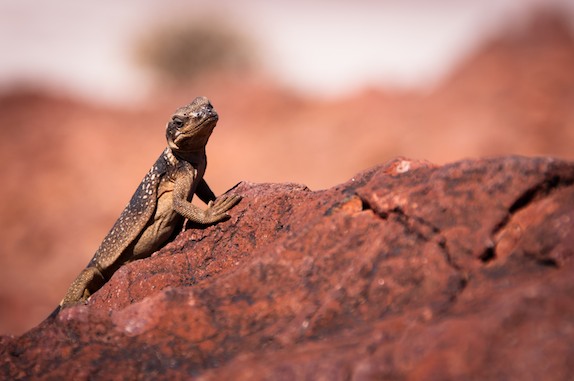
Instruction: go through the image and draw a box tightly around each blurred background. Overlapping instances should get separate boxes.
[1,0,573,334]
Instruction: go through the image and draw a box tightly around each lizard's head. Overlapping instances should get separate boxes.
[166,96,218,153]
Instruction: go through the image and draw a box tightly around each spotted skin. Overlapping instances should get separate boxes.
[88,149,170,271]
[55,97,241,310]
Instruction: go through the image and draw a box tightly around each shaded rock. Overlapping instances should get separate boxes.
[1,156,574,380]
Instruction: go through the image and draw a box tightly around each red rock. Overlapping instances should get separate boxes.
[2,11,574,335]
[1,156,573,380]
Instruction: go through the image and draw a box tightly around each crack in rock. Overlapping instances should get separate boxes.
[482,174,574,265]
[357,194,469,309]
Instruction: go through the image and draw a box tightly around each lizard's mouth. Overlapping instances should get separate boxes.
[171,114,218,150]
[185,114,217,135]
[198,114,218,127]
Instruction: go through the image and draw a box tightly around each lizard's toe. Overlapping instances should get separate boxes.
[212,195,241,213]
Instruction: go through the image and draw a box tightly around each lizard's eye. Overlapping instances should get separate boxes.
[171,116,185,128]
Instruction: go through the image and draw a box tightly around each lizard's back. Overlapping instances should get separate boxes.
[89,149,173,275]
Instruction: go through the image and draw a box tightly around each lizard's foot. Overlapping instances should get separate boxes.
[204,195,242,223]
[60,266,106,308]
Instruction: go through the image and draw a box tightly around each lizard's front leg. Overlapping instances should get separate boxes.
[175,192,241,224]
[60,266,106,307]
[172,168,241,225]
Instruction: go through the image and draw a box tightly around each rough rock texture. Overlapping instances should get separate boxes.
[1,156,574,380]
[2,11,574,334]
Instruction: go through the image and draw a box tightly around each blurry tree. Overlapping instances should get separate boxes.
[134,20,255,84]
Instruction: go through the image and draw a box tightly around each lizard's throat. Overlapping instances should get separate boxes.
[167,140,207,162]
[168,133,211,152]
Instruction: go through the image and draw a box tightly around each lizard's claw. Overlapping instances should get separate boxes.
[206,195,242,221]
[209,194,242,212]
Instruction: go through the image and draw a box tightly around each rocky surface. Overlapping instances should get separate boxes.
[1,11,574,334]
[1,155,573,380]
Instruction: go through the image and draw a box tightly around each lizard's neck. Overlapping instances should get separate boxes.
[167,147,206,166]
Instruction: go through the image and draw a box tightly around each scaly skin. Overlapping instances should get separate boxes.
[55,96,241,312]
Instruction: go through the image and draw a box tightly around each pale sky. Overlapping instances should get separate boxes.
[0,0,572,103]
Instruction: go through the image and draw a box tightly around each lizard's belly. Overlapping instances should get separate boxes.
[130,190,182,260]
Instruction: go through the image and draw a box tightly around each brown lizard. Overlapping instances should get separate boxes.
[53,96,240,314]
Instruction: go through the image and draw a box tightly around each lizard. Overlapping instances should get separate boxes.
[52,96,240,315]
